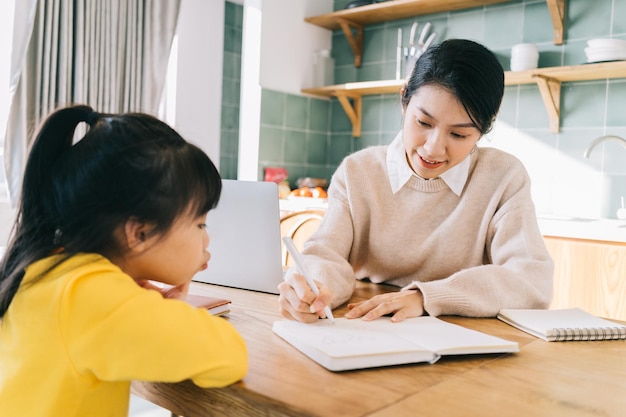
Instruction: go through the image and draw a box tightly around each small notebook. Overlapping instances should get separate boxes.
[185,294,231,316]
[272,317,518,371]
[497,308,626,342]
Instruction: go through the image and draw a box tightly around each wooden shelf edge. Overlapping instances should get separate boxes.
[305,0,512,31]
[305,0,513,68]
[301,79,405,99]
[301,61,626,135]
[504,61,626,85]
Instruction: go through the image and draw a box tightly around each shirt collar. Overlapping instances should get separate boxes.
[386,131,470,196]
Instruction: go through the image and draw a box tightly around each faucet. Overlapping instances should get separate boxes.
[583,135,626,158]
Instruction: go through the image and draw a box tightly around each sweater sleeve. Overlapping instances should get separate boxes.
[410,165,554,317]
[61,269,248,387]
[293,162,357,309]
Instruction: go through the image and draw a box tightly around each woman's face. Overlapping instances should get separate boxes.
[402,84,482,179]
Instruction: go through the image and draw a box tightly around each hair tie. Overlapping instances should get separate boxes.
[87,111,100,126]
[53,228,63,245]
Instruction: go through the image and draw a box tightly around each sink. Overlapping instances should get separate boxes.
[536,214,596,222]
[537,215,626,243]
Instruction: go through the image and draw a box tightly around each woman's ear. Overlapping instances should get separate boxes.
[400,87,408,117]
[124,217,152,252]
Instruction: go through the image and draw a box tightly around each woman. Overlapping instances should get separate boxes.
[278,39,553,323]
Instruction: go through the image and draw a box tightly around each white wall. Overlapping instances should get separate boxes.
[236,0,332,180]
[260,0,332,93]
[237,0,262,180]
[174,0,225,166]
[174,0,331,178]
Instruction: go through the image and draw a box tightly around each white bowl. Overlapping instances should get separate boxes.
[587,38,626,49]
[584,46,626,54]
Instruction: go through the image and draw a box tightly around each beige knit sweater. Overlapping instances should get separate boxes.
[298,144,554,317]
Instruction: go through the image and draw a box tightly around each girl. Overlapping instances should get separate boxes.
[0,105,247,416]
[279,39,553,323]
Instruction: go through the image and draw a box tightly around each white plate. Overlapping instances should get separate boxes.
[586,55,626,63]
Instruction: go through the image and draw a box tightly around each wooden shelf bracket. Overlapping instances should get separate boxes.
[337,17,363,68]
[335,92,362,137]
[546,0,566,45]
[534,75,561,133]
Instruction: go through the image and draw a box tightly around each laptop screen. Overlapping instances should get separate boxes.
[192,179,284,294]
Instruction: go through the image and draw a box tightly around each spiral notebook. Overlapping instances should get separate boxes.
[497,308,626,342]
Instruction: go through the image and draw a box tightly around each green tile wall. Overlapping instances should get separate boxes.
[226,0,626,218]
[325,0,626,219]
[258,89,334,189]
[220,1,243,179]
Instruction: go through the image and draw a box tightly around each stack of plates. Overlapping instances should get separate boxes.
[585,38,626,63]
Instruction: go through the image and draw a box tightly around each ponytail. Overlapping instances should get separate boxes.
[0,104,221,317]
[0,105,95,316]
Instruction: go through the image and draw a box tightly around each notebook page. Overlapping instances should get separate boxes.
[274,319,431,358]
[366,316,519,355]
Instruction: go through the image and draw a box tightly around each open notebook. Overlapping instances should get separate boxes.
[273,317,518,371]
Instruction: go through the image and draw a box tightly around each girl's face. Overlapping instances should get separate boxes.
[125,212,211,287]
[402,84,482,179]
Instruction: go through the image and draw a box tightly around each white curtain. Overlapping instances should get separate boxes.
[4,0,181,205]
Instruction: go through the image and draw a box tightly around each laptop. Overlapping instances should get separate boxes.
[192,179,284,294]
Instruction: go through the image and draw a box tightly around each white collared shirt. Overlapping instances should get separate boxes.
[386,131,470,196]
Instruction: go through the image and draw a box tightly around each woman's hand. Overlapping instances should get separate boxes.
[278,271,333,323]
[344,290,424,322]
[136,280,190,301]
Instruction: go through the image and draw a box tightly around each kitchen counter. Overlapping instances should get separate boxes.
[279,202,626,243]
[279,197,328,214]
[537,215,626,243]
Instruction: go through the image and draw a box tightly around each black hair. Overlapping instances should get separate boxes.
[402,39,505,135]
[0,105,222,316]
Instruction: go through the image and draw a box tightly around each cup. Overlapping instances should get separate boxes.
[510,43,539,71]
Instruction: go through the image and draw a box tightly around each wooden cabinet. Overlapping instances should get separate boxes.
[544,236,626,321]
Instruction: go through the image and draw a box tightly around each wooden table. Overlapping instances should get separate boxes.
[132,281,626,417]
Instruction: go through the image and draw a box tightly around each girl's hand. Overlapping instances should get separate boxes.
[278,271,333,323]
[136,280,190,301]
[344,290,424,322]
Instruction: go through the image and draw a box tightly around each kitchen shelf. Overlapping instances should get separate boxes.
[302,79,403,137]
[504,61,626,132]
[301,60,626,136]
[305,0,565,67]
